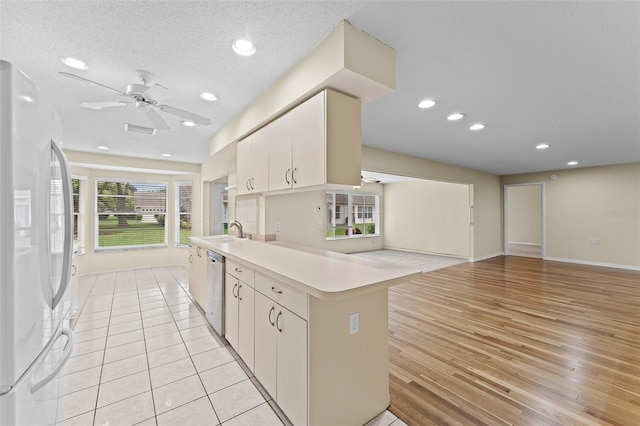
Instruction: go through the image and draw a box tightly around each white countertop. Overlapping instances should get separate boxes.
[189,237,423,300]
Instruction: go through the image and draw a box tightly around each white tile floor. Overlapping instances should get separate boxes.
[351,249,467,272]
[60,265,406,426]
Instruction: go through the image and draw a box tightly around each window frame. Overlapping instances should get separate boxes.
[71,175,86,247]
[326,190,380,239]
[175,181,193,247]
[94,178,168,251]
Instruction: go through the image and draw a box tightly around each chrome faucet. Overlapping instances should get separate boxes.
[229,220,244,238]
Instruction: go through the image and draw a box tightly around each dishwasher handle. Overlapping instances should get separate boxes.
[207,250,225,263]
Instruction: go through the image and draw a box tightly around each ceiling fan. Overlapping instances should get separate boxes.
[59,70,211,131]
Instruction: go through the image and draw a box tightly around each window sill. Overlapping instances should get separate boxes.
[95,244,167,252]
[326,234,380,241]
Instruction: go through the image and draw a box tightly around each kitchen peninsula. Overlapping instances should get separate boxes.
[189,236,422,426]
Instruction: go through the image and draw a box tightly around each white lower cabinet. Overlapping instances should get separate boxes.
[188,244,207,308]
[254,290,308,426]
[224,273,255,371]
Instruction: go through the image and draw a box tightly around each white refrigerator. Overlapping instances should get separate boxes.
[0,60,75,425]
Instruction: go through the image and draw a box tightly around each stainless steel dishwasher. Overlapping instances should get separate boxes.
[206,250,225,336]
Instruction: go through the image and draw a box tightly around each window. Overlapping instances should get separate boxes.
[96,179,167,249]
[176,181,192,246]
[71,177,82,242]
[326,191,379,238]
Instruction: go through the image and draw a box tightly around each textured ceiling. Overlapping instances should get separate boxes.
[1,1,638,175]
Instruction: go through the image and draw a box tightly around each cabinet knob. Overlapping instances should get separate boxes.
[271,286,283,294]
[235,267,242,273]
[189,255,193,263]
[292,167,297,184]
[276,311,283,332]
[285,168,291,184]
[232,283,238,298]
[238,284,242,300]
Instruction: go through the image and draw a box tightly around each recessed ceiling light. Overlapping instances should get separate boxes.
[536,143,550,150]
[182,120,196,127]
[60,56,88,70]
[567,161,578,166]
[97,146,109,150]
[161,153,171,157]
[232,39,256,56]
[418,99,436,109]
[447,112,464,121]
[200,92,217,102]
[469,123,485,131]
[18,95,34,103]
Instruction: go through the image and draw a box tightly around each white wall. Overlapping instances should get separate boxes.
[502,163,640,269]
[362,145,503,260]
[264,186,384,253]
[384,180,470,257]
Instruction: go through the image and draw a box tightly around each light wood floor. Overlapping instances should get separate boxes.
[387,256,640,426]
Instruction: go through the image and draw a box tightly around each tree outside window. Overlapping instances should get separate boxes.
[96,180,167,249]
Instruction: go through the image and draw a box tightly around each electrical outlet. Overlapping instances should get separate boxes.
[275,222,281,232]
[317,220,323,230]
[349,313,359,335]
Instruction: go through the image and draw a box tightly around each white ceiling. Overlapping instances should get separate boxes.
[2,1,638,176]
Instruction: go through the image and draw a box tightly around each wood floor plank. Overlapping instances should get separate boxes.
[388,256,640,426]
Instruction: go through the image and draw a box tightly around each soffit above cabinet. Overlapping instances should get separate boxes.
[209,21,394,158]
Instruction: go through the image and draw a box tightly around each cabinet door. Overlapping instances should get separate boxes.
[237,136,252,195]
[188,245,195,296]
[267,112,293,191]
[277,308,308,426]
[251,126,270,193]
[254,291,277,398]
[291,91,325,188]
[238,283,255,372]
[191,246,207,308]
[224,274,239,351]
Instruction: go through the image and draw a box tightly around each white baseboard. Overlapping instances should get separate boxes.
[471,252,504,262]
[382,246,467,259]
[544,256,640,271]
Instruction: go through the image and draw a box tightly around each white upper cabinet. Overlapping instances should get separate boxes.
[269,90,361,191]
[266,114,293,191]
[237,130,269,195]
[239,89,362,195]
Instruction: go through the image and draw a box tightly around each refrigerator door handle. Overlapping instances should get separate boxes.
[50,140,74,310]
[29,327,74,394]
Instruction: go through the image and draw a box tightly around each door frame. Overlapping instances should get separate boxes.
[504,182,545,258]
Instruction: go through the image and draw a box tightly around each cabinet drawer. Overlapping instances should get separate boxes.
[255,273,307,320]
[227,259,255,287]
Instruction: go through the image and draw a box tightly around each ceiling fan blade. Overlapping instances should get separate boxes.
[79,101,129,109]
[144,84,171,102]
[146,109,170,130]
[159,104,211,126]
[59,71,126,96]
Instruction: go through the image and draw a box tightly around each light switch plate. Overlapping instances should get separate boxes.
[275,222,281,232]
[349,313,359,335]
